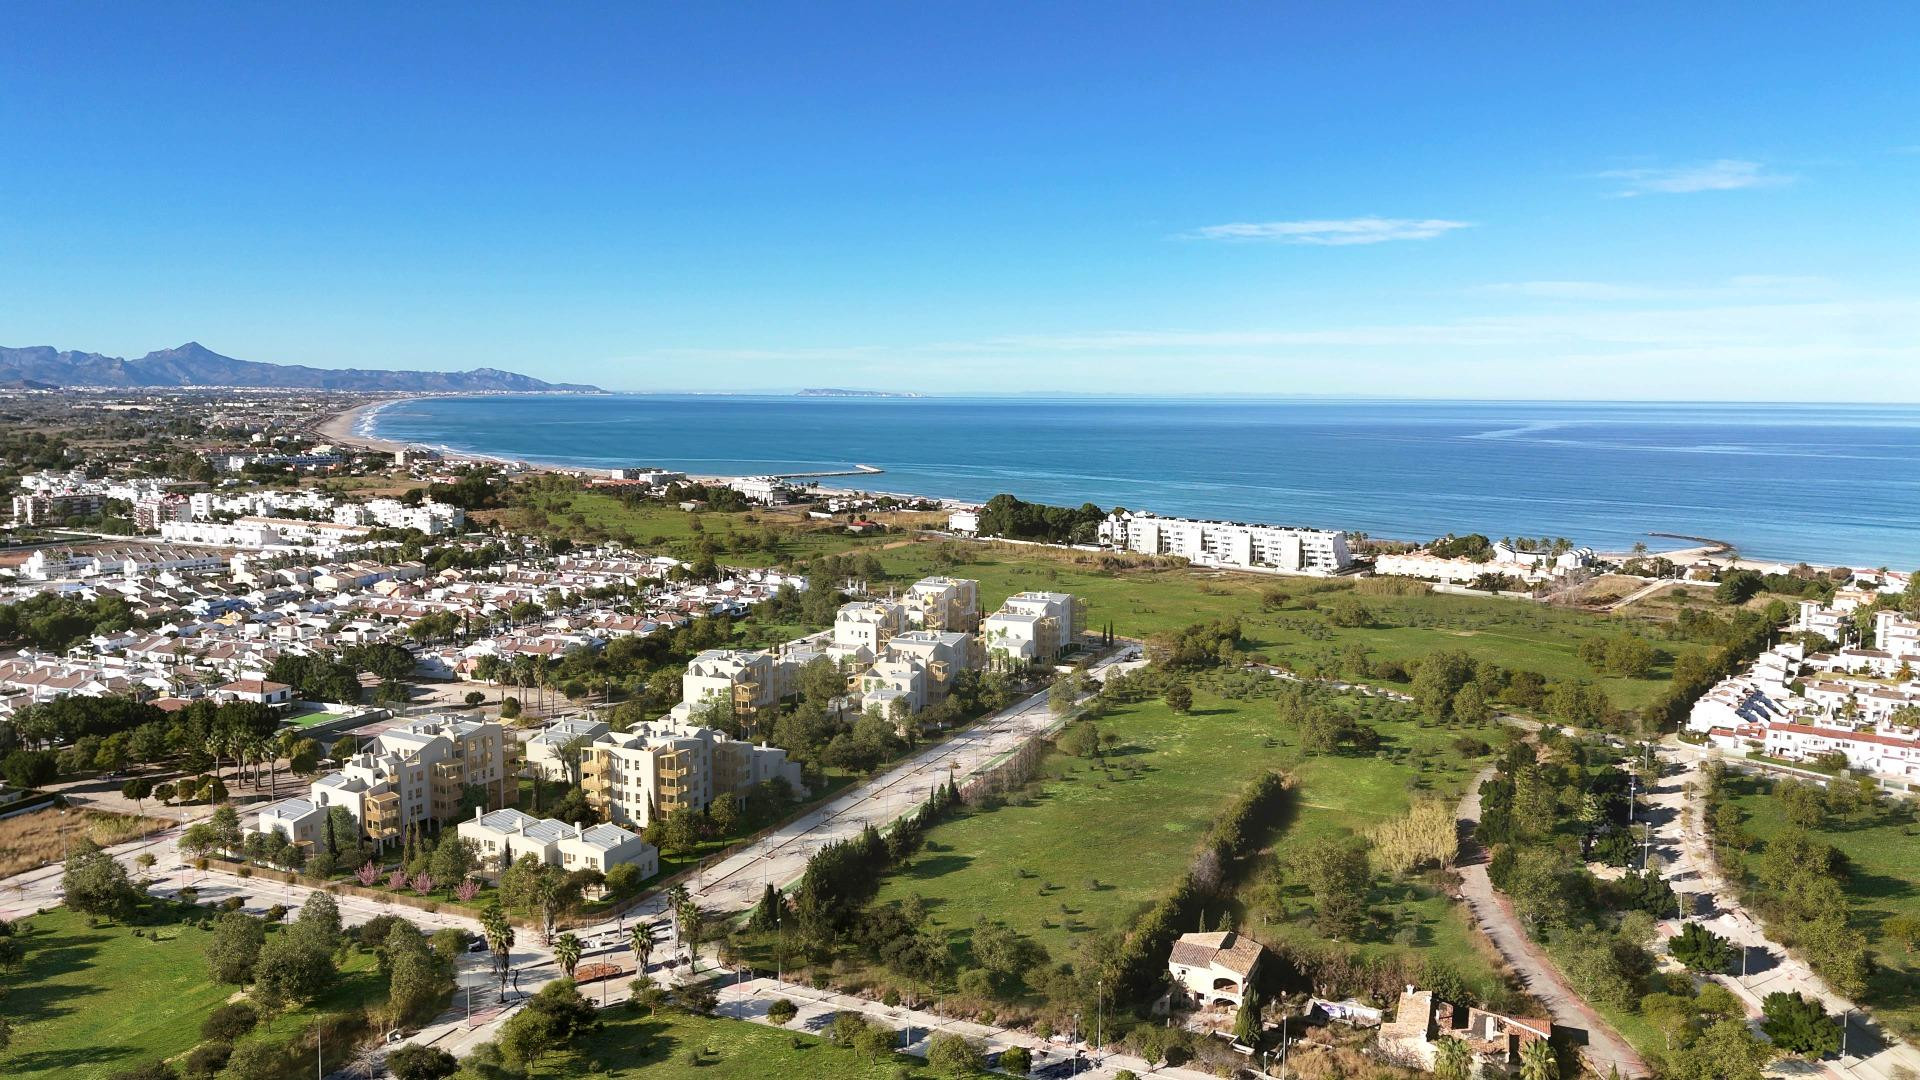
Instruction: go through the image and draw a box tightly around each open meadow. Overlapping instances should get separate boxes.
[873,539,1712,714]
[525,1010,936,1079]
[865,684,1508,999]
[0,906,385,1080]
[1723,776,1920,1039]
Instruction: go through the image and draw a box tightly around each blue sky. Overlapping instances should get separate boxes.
[3,3,1916,397]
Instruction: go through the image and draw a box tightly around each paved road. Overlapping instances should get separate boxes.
[1655,745,1920,1080]
[718,975,1217,1078]
[1455,764,1651,1079]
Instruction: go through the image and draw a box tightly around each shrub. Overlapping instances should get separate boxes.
[767,997,799,1024]
[264,904,289,922]
[108,1062,177,1080]
[181,1040,233,1079]
[201,1001,259,1042]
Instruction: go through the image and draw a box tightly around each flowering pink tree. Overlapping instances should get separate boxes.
[410,873,434,896]
[356,862,380,887]
[387,869,408,890]
[454,879,481,903]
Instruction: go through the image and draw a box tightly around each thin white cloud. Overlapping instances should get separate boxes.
[1480,276,1832,302]
[1183,217,1473,245]
[1599,159,1792,197]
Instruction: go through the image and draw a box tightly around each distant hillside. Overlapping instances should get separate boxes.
[796,387,923,398]
[0,342,600,393]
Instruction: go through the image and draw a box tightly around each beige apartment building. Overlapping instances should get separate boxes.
[579,717,804,829]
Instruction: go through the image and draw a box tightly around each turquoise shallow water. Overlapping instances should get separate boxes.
[370,395,1920,568]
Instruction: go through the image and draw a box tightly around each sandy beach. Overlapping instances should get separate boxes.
[315,397,413,454]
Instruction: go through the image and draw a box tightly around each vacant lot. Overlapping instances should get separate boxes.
[0,807,172,878]
[0,906,385,1080]
[867,686,1505,996]
[527,1010,936,1079]
[514,488,934,567]
[1724,778,1920,1039]
[874,539,1710,712]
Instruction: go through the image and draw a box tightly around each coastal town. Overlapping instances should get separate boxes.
[0,383,1916,1080]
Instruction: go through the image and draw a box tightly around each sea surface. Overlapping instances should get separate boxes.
[368,395,1920,568]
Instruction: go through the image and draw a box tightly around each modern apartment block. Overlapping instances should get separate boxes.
[982,590,1079,670]
[1097,510,1352,575]
[833,599,907,660]
[296,714,513,845]
[579,717,804,829]
[680,647,798,727]
[524,715,612,781]
[905,576,982,633]
[457,807,658,878]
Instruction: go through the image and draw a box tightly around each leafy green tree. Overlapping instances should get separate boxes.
[1519,1037,1558,1080]
[251,929,335,1006]
[385,1044,458,1080]
[927,1032,987,1077]
[1295,836,1370,936]
[1761,991,1841,1057]
[61,839,137,919]
[206,912,267,984]
[1163,682,1193,714]
[1669,921,1735,973]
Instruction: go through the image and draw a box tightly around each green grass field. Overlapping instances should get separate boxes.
[527,1010,935,1079]
[1724,778,1920,1038]
[0,906,385,1080]
[864,686,1505,996]
[514,488,920,567]
[872,541,1708,713]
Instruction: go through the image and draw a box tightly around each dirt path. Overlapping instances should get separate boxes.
[1456,764,1651,1079]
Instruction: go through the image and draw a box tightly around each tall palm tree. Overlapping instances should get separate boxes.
[1519,1039,1557,1080]
[480,903,515,1001]
[554,932,582,980]
[679,901,704,973]
[629,925,652,972]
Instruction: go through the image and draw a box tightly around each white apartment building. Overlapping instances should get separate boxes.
[905,576,981,633]
[306,715,512,845]
[727,476,793,505]
[1795,600,1852,643]
[457,807,658,878]
[947,509,980,535]
[608,467,686,484]
[524,716,612,781]
[251,797,327,848]
[1098,511,1352,575]
[334,498,466,536]
[833,600,907,660]
[982,591,1078,670]
[162,519,286,548]
[1763,723,1920,780]
[681,648,796,723]
[580,717,804,829]
[1875,610,1920,655]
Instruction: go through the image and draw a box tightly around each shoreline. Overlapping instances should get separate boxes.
[324,396,1889,575]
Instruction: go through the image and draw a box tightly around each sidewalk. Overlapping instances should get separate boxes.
[1655,746,1920,1080]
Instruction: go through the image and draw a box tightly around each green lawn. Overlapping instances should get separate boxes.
[863,686,1504,995]
[527,1010,936,1079]
[873,542,1709,713]
[0,906,386,1080]
[1723,778,1920,1039]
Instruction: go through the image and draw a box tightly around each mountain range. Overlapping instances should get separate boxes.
[0,342,600,392]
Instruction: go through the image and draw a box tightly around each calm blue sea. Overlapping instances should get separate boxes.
[368,396,1920,568]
